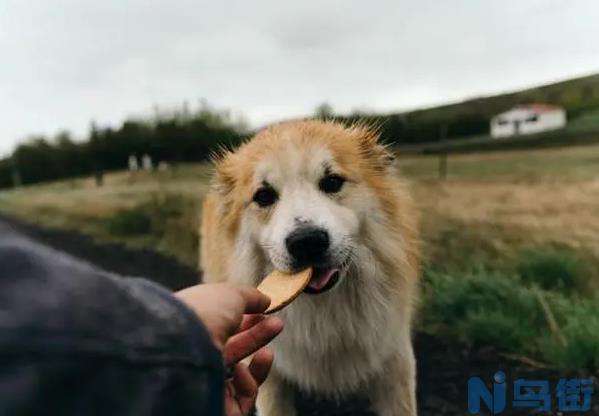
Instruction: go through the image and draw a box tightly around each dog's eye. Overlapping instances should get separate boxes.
[253,187,278,207]
[319,174,346,194]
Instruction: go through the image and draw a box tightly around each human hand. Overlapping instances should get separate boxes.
[175,283,283,416]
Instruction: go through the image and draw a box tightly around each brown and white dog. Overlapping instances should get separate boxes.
[200,120,420,416]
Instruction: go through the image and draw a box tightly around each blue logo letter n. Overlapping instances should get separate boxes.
[468,371,507,414]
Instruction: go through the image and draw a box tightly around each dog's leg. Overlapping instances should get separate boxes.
[368,341,417,416]
[256,370,296,416]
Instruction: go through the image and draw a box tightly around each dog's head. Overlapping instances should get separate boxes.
[213,120,398,294]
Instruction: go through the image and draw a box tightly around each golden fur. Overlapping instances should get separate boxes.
[201,120,420,416]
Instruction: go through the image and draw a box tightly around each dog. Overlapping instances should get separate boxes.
[200,120,420,416]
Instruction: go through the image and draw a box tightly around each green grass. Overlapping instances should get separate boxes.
[515,248,589,294]
[102,193,201,266]
[420,266,599,370]
[108,209,152,236]
[545,298,599,369]
[421,268,545,353]
[567,107,599,133]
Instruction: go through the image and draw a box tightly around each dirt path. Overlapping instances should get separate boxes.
[1,216,597,415]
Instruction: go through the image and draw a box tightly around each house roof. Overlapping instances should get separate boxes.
[512,103,563,113]
[493,103,563,119]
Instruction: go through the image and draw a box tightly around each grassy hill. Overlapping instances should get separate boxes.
[343,72,599,145]
[402,72,599,124]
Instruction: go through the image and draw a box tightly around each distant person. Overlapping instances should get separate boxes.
[0,231,283,416]
[142,154,153,171]
[128,154,139,172]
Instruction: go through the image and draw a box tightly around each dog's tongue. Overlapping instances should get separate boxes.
[307,268,339,291]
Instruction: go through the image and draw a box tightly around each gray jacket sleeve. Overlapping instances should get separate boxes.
[0,233,224,416]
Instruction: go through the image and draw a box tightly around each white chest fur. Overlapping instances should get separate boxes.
[271,275,402,396]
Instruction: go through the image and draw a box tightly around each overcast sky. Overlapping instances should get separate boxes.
[1,0,598,156]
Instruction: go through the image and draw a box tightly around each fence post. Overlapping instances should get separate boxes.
[438,124,448,180]
[11,168,21,188]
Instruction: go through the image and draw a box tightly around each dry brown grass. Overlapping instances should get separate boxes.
[413,179,599,281]
[0,166,212,226]
[416,179,599,244]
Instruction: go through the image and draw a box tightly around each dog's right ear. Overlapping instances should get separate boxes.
[210,151,244,235]
[211,151,237,197]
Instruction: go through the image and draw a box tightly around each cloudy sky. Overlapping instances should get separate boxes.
[1,0,598,156]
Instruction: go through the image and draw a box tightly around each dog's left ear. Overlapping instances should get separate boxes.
[373,143,396,166]
[356,128,395,170]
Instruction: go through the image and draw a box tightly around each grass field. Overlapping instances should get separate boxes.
[1,143,599,369]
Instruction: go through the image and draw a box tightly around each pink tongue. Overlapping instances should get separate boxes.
[307,268,338,291]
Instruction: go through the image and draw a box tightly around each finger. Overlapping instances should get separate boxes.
[237,314,264,333]
[231,363,258,415]
[224,382,243,416]
[248,347,274,386]
[237,287,271,314]
[225,311,266,347]
[224,316,283,366]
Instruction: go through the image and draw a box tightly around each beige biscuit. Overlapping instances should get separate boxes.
[257,268,313,314]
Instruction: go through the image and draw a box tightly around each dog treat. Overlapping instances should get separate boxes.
[258,268,313,314]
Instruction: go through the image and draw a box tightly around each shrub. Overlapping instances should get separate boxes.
[420,267,599,370]
[105,193,199,265]
[420,269,546,353]
[144,193,199,266]
[543,296,599,370]
[108,208,151,236]
[515,248,588,294]
[139,193,186,235]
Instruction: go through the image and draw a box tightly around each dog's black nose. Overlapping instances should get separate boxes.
[285,226,330,266]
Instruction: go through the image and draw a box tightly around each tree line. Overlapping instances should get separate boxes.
[3,73,598,189]
[0,102,489,189]
[0,104,247,189]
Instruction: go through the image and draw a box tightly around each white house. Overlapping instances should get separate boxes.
[490,104,566,139]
